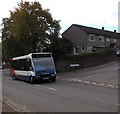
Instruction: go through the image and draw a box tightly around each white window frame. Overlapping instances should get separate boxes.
[74,48,78,55]
[81,46,85,52]
[99,36,104,42]
[114,38,117,43]
[89,34,95,41]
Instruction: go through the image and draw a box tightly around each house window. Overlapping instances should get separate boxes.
[89,34,95,41]
[106,38,110,42]
[99,36,104,42]
[74,48,78,55]
[114,38,117,43]
[81,46,85,52]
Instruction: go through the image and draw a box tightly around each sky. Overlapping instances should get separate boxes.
[0,0,119,36]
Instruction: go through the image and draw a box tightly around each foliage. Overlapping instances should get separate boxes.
[61,48,116,60]
[2,1,63,62]
[44,38,73,58]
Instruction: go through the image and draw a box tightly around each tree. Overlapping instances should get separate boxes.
[2,18,23,61]
[2,1,61,61]
[44,38,73,57]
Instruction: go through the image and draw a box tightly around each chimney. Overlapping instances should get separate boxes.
[114,30,116,32]
[102,27,104,30]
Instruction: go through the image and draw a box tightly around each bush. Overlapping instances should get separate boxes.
[60,48,116,60]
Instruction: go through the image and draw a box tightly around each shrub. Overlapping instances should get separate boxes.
[60,48,116,60]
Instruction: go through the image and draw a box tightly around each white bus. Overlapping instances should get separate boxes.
[9,53,56,83]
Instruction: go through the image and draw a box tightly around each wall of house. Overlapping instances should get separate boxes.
[62,25,87,53]
[87,34,106,46]
[105,37,118,47]
[86,34,118,52]
[62,25,119,53]
[86,34,106,52]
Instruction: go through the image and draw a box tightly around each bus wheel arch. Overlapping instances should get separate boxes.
[51,77,56,82]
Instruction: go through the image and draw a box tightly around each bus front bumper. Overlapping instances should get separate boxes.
[33,75,56,81]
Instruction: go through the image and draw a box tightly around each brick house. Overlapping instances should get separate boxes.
[62,24,119,54]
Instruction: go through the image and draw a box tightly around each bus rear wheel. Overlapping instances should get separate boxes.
[13,75,16,80]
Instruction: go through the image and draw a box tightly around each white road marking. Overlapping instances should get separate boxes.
[35,85,40,87]
[6,77,11,79]
[84,81,90,84]
[106,84,114,87]
[98,83,105,86]
[112,67,120,71]
[78,80,82,82]
[73,78,80,81]
[91,82,97,85]
[73,79,77,81]
[35,85,57,91]
[60,78,117,88]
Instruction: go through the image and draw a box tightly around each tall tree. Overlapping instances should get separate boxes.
[45,37,73,57]
[2,1,61,61]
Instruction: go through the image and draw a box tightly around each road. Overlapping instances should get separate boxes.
[2,61,119,112]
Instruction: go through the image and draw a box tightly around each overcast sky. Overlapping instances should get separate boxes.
[0,0,119,34]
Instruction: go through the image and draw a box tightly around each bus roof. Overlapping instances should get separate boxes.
[12,54,31,60]
[12,52,52,60]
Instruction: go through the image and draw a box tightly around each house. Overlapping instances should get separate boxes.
[62,24,119,54]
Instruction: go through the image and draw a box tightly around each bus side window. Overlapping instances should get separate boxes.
[28,60,33,71]
[26,59,32,71]
[21,59,25,70]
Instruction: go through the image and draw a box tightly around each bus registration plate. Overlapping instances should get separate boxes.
[43,77,49,80]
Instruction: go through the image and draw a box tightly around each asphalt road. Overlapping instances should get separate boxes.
[2,62,118,112]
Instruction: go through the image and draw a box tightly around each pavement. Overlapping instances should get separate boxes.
[57,61,119,88]
[2,100,15,112]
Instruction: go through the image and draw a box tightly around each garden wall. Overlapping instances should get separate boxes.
[55,50,117,72]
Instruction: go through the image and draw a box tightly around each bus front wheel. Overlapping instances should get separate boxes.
[51,78,56,82]
[30,76,34,84]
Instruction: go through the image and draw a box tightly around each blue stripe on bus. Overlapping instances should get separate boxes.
[16,75,30,81]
